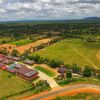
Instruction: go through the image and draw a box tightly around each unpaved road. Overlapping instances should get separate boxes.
[23,84,100,100]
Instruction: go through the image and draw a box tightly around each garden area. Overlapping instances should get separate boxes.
[34,66,56,77]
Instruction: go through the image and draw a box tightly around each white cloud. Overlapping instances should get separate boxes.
[0,0,100,21]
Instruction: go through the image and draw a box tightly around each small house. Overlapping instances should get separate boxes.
[3,59,13,65]
[58,67,67,77]
[24,60,35,65]
[6,68,17,74]
[12,57,21,61]
[16,67,38,81]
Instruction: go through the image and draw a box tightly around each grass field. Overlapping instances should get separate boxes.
[0,70,33,99]
[11,38,33,46]
[55,93,100,100]
[31,39,100,69]
[35,66,56,77]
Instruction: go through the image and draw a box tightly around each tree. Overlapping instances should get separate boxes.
[72,63,81,74]
[38,58,44,64]
[11,49,19,57]
[48,60,63,68]
[83,66,93,77]
[66,71,72,78]
[32,55,40,63]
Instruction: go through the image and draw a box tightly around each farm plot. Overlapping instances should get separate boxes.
[31,39,100,69]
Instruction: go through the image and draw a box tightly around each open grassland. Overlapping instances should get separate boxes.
[31,39,100,69]
[54,93,100,100]
[11,38,33,46]
[0,70,33,99]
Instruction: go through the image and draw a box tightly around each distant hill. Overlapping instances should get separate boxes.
[83,17,100,20]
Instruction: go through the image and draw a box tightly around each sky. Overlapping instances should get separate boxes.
[0,0,100,21]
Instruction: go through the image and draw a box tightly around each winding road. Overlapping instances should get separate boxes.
[23,84,100,100]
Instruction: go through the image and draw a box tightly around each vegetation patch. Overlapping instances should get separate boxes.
[35,66,56,77]
[11,38,33,46]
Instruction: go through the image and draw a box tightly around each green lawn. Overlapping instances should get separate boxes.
[11,38,33,46]
[31,39,100,68]
[35,66,56,77]
[54,93,100,100]
[0,70,33,99]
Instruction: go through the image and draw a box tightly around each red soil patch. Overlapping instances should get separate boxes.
[16,38,52,54]
[0,44,16,52]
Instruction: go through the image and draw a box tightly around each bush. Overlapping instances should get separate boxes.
[72,63,81,74]
[38,58,44,64]
[48,60,63,68]
[66,71,72,79]
[32,55,40,63]
[83,66,93,77]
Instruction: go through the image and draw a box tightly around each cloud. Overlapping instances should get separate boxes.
[0,0,100,21]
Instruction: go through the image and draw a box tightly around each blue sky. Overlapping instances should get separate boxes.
[0,0,100,21]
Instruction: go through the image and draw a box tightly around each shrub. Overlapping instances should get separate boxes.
[72,63,81,74]
[66,71,72,79]
[48,60,63,68]
[83,66,93,77]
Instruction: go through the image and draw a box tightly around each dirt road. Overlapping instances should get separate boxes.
[23,84,100,100]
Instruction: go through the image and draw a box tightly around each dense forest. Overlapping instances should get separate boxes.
[0,20,100,39]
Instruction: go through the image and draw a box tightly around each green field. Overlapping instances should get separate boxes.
[31,39,100,68]
[11,38,33,46]
[0,70,33,99]
[54,93,100,100]
[35,66,56,77]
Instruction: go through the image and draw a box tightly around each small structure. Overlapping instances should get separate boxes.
[58,67,67,77]
[16,67,38,81]
[0,63,5,67]
[0,54,7,62]
[0,65,8,70]
[6,68,17,74]
[6,55,13,59]
[3,59,13,65]
[12,57,21,61]
[24,59,35,65]
[15,63,26,69]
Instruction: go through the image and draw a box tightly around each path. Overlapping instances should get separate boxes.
[67,45,99,69]
[16,62,59,88]
[23,84,100,100]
